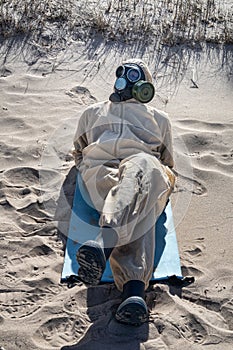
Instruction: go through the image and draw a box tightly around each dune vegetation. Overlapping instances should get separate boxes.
[0,0,232,50]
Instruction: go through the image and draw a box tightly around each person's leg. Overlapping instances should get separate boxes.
[103,154,173,325]
[76,165,119,285]
[113,230,154,326]
[115,280,148,326]
[76,226,118,285]
[110,224,155,291]
[99,153,173,245]
[111,225,155,325]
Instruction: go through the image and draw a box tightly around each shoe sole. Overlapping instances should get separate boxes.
[76,241,106,285]
[115,296,148,326]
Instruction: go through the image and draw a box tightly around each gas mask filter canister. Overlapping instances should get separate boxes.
[109,64,155,103]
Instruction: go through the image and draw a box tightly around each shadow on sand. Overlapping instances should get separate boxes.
[61,283,150,350]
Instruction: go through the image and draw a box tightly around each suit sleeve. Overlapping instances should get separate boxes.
[159,119,174,168]
[73,111,88,168]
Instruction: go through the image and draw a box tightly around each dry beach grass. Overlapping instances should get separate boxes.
[0,0,232,46]
[0,1,233,350]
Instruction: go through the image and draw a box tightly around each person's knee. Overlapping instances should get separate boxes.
[120,153,154,176]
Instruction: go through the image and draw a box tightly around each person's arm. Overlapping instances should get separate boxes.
[158,118,176,191]
[73,111,88,168]
[159,119,174,169]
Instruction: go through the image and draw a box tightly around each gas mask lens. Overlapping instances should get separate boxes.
[116,65,125,78]
[115,77,127,91]
[127,67,141,82]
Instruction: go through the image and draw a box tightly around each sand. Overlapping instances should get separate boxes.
[0,6,233,349]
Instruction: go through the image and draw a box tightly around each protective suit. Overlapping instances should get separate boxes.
[73,99,175,291]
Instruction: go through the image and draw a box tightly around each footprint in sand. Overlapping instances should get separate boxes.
[33,316,74,347]
[1,166,63,223]
[0,291,41,319]
[154,289,209,344]
[181,239,205,276]
[173,314,207,344]
[151,282,233,346]
[0,234,61,321]
[33,315,88,349]
[0,278,63,319]
[66,86,97,105]
[183,239,205,258]
[178,289,233,347]
[150,290,208,345]
[174,172,207,196]
[63,290,87,313]
[4,238,58,284]
[2,166,62,192]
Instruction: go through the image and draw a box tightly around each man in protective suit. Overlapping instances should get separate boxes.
[73,59,175,326]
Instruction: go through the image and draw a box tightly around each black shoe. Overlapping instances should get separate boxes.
[76,240,106,285]
[115,296,148,326]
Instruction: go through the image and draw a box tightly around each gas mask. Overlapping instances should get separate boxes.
[109,63,155,103]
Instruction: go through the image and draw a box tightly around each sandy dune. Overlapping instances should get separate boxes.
[0,27,233,350]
